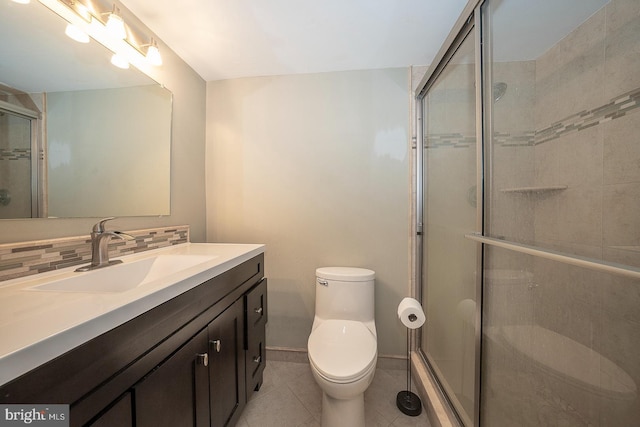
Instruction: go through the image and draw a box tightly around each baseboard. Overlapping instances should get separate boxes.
[266,347,309,363]
[266,346,408,370]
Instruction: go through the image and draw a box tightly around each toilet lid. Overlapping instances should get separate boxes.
[316,267,375,282]
[308,320,377,383]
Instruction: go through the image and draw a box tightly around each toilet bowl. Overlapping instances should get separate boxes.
[307,267,377,427]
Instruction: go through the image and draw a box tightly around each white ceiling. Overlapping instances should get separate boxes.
[119,0,469,82]
[0,0,609,94]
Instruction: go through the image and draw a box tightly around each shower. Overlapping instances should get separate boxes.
[415,0,638,426]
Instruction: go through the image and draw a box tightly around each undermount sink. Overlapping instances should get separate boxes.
[28,254,216,293]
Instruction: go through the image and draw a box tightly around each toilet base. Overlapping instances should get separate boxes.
[321,392,365,427]
[396,390,422,416]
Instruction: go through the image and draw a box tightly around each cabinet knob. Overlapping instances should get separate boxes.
[196,353,209,367]
[210,339,221,353]
[253,355,261,364]
[254,307,263,315]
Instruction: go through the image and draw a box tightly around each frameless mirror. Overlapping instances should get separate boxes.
[0,0,171,218]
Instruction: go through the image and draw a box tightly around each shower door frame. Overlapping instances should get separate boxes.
[414,1,486,426]
[0,100,42,218]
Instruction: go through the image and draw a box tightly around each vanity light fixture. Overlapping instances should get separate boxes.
[105,5,126,39]
[40,0,163,71]
[110,52,129,69]
[11,0,31,4]
[144,38,162,66]
[65,23,90,43]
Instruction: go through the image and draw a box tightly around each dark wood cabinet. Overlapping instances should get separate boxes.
[87,392,133,427]
[134,328,210,427]
[245,278,267,400]
[209,298,245,427]
[0,254,266,427]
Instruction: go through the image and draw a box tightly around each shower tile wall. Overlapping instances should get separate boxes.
[532,2,640,267]
[490,60,536,245]
[484,0,640,425]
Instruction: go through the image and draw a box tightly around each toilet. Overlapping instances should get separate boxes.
[307,267,377,427]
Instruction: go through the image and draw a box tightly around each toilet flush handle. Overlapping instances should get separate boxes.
[317,279,328,286]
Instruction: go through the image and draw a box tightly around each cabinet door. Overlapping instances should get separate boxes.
[245,279,267,399]
[134,328,210,427]
[208,298,246,427]
[87,392,133,427]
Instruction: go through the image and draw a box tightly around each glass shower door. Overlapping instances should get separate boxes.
[420,25,478,426]
[480,0,640,425]
[0,108,36,218]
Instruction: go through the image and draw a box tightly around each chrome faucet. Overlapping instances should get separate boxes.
[76,217,134,272]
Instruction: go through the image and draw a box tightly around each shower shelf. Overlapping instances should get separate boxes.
[500,185,568,194]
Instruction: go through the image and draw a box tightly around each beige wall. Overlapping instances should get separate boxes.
[0,2,207,243]
[206,69,411,356]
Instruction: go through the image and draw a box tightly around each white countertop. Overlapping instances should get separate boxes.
[0,242,265,387]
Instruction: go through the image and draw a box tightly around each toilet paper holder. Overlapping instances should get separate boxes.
[396,297,425,417]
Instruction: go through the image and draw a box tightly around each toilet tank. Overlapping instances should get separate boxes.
[315,267,375,322]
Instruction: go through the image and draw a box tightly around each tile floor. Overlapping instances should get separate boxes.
[237,358,432,427]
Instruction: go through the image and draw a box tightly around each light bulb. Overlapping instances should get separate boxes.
[110,53,129,69]
[106,12,126,39]
[146,44,162,66]
[65,23,90,43]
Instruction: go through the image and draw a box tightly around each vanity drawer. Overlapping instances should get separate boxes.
[244,279,267,399]
[245,278,267,342]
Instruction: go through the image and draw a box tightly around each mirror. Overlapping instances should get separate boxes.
[0,0,171,218]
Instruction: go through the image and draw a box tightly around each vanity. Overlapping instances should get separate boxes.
[0,243,266,427]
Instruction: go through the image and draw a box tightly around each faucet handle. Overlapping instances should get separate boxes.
[92,217,117,233]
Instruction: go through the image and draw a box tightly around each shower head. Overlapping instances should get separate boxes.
[493,82,507,102]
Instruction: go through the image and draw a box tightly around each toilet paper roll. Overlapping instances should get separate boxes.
[397,297,426,329]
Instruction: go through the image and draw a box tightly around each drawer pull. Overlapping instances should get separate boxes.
[210,339,221,353]
[253,355,261,364]
[254,307,263,315]
[196,353,209,367]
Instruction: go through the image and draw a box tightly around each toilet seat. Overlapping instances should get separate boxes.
[308,319,377,384]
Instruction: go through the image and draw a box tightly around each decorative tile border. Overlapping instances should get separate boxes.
[425,85,640,148]
[494,131,535,147]
[425,133,476,148]
[0,148,31,161]
[536,86,640,145]
[0,225,189,282]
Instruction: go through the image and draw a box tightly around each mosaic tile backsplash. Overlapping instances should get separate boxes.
[0,225,189,282]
